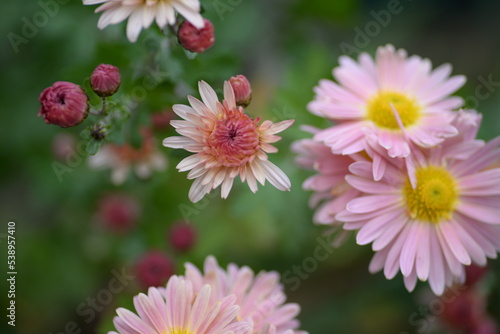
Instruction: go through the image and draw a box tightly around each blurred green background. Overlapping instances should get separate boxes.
[1,0,500,333]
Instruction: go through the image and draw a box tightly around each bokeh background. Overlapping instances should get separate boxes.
[1,0,500,333]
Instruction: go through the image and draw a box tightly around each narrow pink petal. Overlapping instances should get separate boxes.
[346,195,399,213]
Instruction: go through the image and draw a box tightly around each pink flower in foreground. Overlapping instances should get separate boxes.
[337,128,500,295]
[88,128,167,185]
[163,81,294,202]
[39,81,89,128]
[84,0,204,43]
[109,275,250,334]
[185,256,307,334]
[310,44,465,158]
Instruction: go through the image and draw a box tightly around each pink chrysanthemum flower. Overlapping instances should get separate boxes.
[163,81,294,203]
[310,44,466,158]
[184,256,307,334]
[109,275,250,334]
[336,115,500,295]
[89,128,167,185]
[292,135,360,222]
[83,0,204,43]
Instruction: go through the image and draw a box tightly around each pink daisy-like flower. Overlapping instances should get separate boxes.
[336,118,500,295]
[109,275,250,334]
[310,44,466,158]
[163,81,294,203]
[185,256,307,334]
[292,135,360,222]
[83,0,204,43]
[88,128,167,185]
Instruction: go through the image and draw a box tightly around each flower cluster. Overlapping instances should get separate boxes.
[294,44,500,295]
[109,256,306,334]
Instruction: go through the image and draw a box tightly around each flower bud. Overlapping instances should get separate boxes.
[90,64,121,97]
[168,222,196,252]
[178,18,215,53]
[229,75,252,107]
[134,251,175,288]
[90,124,107,141]
[39,81,89,128]
[97,193,140,233]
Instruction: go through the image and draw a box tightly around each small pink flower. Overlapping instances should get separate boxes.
[39,81,89,128]
[337,123,500,295]
[90,64,121,97]
[97,193,140,233]
[178,18,215,53]
[310,44,465,158]
[185,256,307,334]
[229,75,252,107]
[109,275,250,334]
[134,251,175,288]
[163,81,294,202]
[168,222,196,252]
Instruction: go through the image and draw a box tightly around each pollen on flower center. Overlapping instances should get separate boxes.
[206,108,260,167]
[404,166,459,224]
[366,91,421,130]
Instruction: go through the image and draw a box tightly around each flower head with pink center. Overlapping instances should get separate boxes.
[184,256,307,334]
[83,0,204,43]
[163,81,294,203]
[88,128,167,185]
[109,275,250,334]
[310,44,466,158]
[336,112,500,295]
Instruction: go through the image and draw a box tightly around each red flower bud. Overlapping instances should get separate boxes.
[39,81,89,128]
[98,193,140,233]
[178,18,215,53]
[134,251,175,288]
[229,75,252,107]
[90,64,121,97]
[169,222,196,252]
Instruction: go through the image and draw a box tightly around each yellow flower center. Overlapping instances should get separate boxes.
[403,166,459,224]
[167,329,194,334]
[366,91,421,130]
